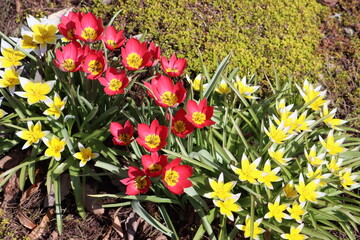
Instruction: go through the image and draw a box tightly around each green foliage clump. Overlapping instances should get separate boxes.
[87,0,328,79]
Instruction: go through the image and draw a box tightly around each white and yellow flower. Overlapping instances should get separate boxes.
[231,154,262,184]
[257,160,282,190]
[287,201,307,223]
[0,67,24,95]
[268,146,292,165]
[236,215,265,240]
[186,74,206,92]
[73,143,99,167]
[327,157,343,176]
[15,121,49,149]
[15,71,55,105]
[264,196,291,223]
[215,79,231,94]
[321,103,347,130]
[43,136,66,161]
[264,120,294,144]
[233,75,259,99]
[306,164,331,187]
[213,193,242,221]
[296,80,328,111]
[304,145,327,166]
[0,97,8,118]
[339,168,358,190]
[295,174,326,203]
[43,93,67,119]
[319,130,346,155]
[0,39,26,69]
[281,224,308,240]
[204,172,236,200]
[21,15,60,55]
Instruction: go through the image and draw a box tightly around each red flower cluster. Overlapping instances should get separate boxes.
[55,11,189,97]
[120,153,193,195]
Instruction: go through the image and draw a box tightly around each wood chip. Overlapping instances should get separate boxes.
[28,208,55,240]
[20,182,41,205]
[84,184,104,216]
[112,212,124,238]
[17,207,37,230]
[125,212,141,240]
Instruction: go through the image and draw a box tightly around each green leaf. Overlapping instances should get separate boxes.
[131,200,173,237]
[193,208,217,240]
[203,53,231,99]
[69,166,86,219]
[158,204,179,240]
[54,176,63,234]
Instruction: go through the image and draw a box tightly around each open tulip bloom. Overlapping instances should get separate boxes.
[144,74,186,108]
[58,11,82,41]
[0,39,26,69]
[53,41,83,72]
[185,98,215,128]
[141,152,168,177]
[121,38,151,70]
[99,67,129,95]
[15,71,55,105]
[82,50,107,80]
[161,53,187,77]
[110,120,134,146]
[136,119,168,152]
[120,166,151,195]
[0,67,23,96]
[161,157,193,194]
[101,26,126,51]
[171,108,195,138]
[74,12,104,42]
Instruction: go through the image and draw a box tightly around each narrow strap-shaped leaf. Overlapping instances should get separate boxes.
[69,166,86,219]
[131,200,173,237]
[158,204,179,240]
[193,208,217,240]
[203,53,231,99]
[54,176,63,234]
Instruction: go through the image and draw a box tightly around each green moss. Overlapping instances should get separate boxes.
[86,0,328,79]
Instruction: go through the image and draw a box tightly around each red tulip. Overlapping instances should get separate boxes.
[99,67,129,95]
[121,38,151,70]
[171,109,194,138]
[110,120,134,146]
[82,50,107,80]
[53,41,83,72]
[136,119,168,152]
[161,53,187,77]
[144,75,186,108]
[74,12,104,42]
[58,12,83,41]
[185,98,216,128]
[141,152,168,177]
[145,42,161,67]
[120,166,151,195]
[101,26,126,51]
[162,158,193,194]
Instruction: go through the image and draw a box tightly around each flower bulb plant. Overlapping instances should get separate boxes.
[0,10,359,240]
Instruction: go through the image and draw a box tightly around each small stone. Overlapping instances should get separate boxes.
[344,27,354,36]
